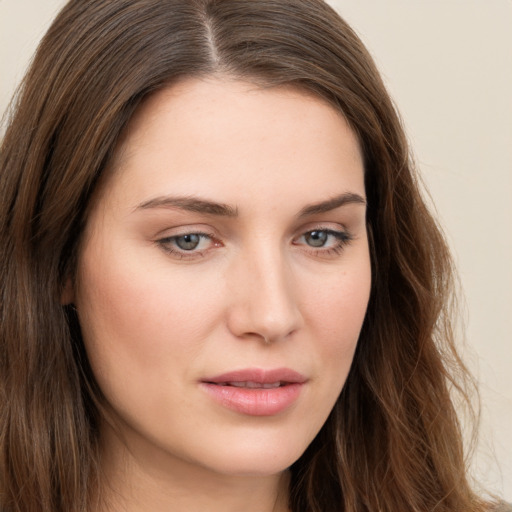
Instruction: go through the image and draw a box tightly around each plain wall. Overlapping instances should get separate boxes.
[1,0,511,501]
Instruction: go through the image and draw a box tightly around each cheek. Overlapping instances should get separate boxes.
[305,251,370,326]
[301,256,371,380]
[75,244,224,389]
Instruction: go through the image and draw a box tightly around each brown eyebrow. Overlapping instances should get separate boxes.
[298,192,366,217]
[135,191,366,218]
[136,196,239,217]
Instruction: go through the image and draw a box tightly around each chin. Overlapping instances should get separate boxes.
[186,428,314,478]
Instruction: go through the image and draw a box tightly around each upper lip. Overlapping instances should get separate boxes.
[202,367,307,385]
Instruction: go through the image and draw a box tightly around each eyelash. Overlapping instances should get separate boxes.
[156,227,354,260]
[293,228,354,257]
[157,231,219,259]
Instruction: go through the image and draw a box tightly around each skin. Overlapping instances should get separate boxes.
[71,77,371,512]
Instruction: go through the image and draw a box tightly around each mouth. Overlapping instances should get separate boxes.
[209,381,290,389]
[200,368,306,416]
[203,367,307,386]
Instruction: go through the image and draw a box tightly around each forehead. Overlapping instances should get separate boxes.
[102,77,365,211]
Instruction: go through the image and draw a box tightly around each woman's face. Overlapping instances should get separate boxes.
[74,78,371,478]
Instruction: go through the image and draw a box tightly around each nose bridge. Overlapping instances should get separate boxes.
[227,240,302,343]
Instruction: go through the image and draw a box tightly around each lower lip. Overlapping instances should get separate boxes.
[200,382,304,416]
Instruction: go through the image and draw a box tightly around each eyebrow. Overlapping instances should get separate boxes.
[135,192,366,217]
[136,196,239,217]
[298,192,366,217]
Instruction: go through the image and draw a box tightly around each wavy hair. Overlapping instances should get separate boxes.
[0,1,487,511]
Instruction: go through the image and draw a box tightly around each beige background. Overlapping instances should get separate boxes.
[1,0,511,500]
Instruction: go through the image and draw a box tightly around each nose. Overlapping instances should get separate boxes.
[226,245,303,345]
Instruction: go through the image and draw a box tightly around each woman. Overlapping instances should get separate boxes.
[0,1,505,511]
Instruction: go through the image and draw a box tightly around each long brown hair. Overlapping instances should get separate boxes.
[0,1,487,511]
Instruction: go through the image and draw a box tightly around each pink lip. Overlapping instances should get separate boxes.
[200,368,307,416]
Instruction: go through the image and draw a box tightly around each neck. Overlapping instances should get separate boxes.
[95,422,291,512]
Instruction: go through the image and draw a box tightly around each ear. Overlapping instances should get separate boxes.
[60,277,75,305]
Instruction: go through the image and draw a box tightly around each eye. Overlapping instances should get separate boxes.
[294,228,353,255]
[157,231,219,258]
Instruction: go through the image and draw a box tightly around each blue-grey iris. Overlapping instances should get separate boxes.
[175,234,201,250]
[305,231,328,247]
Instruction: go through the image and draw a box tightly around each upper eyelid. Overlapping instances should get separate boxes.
[294,228,344,238]
[294,224,349,237]
[159,230,213,239]
[154,224,218,238]
[294,228,353,244]
[155,224,350,241]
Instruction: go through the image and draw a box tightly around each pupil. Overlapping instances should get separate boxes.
[176,234,200,250]
[306,231,327,247]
